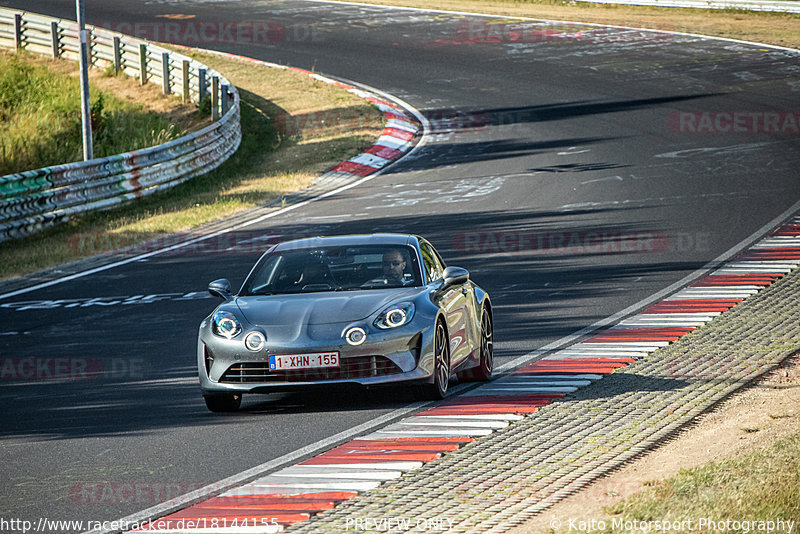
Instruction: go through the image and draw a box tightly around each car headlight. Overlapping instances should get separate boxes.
[374,302,415,329]
[212,310,242,339]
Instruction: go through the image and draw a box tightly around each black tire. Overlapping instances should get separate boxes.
[203,393,242,412]
[418,321,451,400]
[457,306,494,382]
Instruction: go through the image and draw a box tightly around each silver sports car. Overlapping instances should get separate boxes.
[198,234,493,412]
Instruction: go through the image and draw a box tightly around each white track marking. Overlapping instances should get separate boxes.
[365,427,494,436]
[415,413,524,421]
[395,417,509,428]
[275,466,404,477]
[463,386,579,395]
[493,379,594,387]
[226,479,382,492]
[499,374,603,381]
[294,462,423,470]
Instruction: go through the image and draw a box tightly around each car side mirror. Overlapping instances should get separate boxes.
[208,278,233,300]
[442,266,469,288]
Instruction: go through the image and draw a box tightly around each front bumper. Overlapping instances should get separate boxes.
[198,323,434,394]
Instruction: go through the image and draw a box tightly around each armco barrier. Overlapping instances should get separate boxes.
[0,8,241,243]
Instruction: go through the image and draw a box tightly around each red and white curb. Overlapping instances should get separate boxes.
[299,72,421,178]
[171,45,423,180]
[129,216,799,533]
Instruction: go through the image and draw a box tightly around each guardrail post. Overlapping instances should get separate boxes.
[13,14,23,51]
[221,84,230,116]
[113,36,122,74]
[139,43,147,85]
[211,75,220,121]
[161,52,170,95]
[182,60,190,104]
[76,0,93,161]
[50,21,60,58]
[198,68,207,103]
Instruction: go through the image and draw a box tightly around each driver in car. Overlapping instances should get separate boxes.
[365,249,412,286]
[382,249,407,284]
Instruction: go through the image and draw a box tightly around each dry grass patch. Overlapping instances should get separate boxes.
[599,432,800,531]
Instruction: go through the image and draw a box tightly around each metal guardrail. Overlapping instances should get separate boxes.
[0,8,242,243]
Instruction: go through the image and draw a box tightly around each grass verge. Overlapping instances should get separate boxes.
[0,49,384,281]
[336,0,800,49]
[601,431,800,531]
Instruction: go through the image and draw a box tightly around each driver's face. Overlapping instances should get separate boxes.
[382,251,406,280]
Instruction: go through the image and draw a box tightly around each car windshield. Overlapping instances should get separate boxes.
[241,244,422,295]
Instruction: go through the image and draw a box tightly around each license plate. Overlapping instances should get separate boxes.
[269,352,339,371]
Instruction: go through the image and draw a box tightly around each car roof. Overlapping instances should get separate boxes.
[271,233,419,251]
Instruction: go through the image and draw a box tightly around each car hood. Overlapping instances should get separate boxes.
[235,288,422,326]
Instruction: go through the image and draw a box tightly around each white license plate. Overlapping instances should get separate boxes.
[269,352,339,371]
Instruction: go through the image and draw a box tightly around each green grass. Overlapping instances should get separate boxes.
[602,432,800,532]
[0,50,184,176]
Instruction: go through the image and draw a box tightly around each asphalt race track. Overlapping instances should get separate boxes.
[1,0,799,531]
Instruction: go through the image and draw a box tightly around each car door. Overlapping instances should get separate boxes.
[420,240,471,367]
